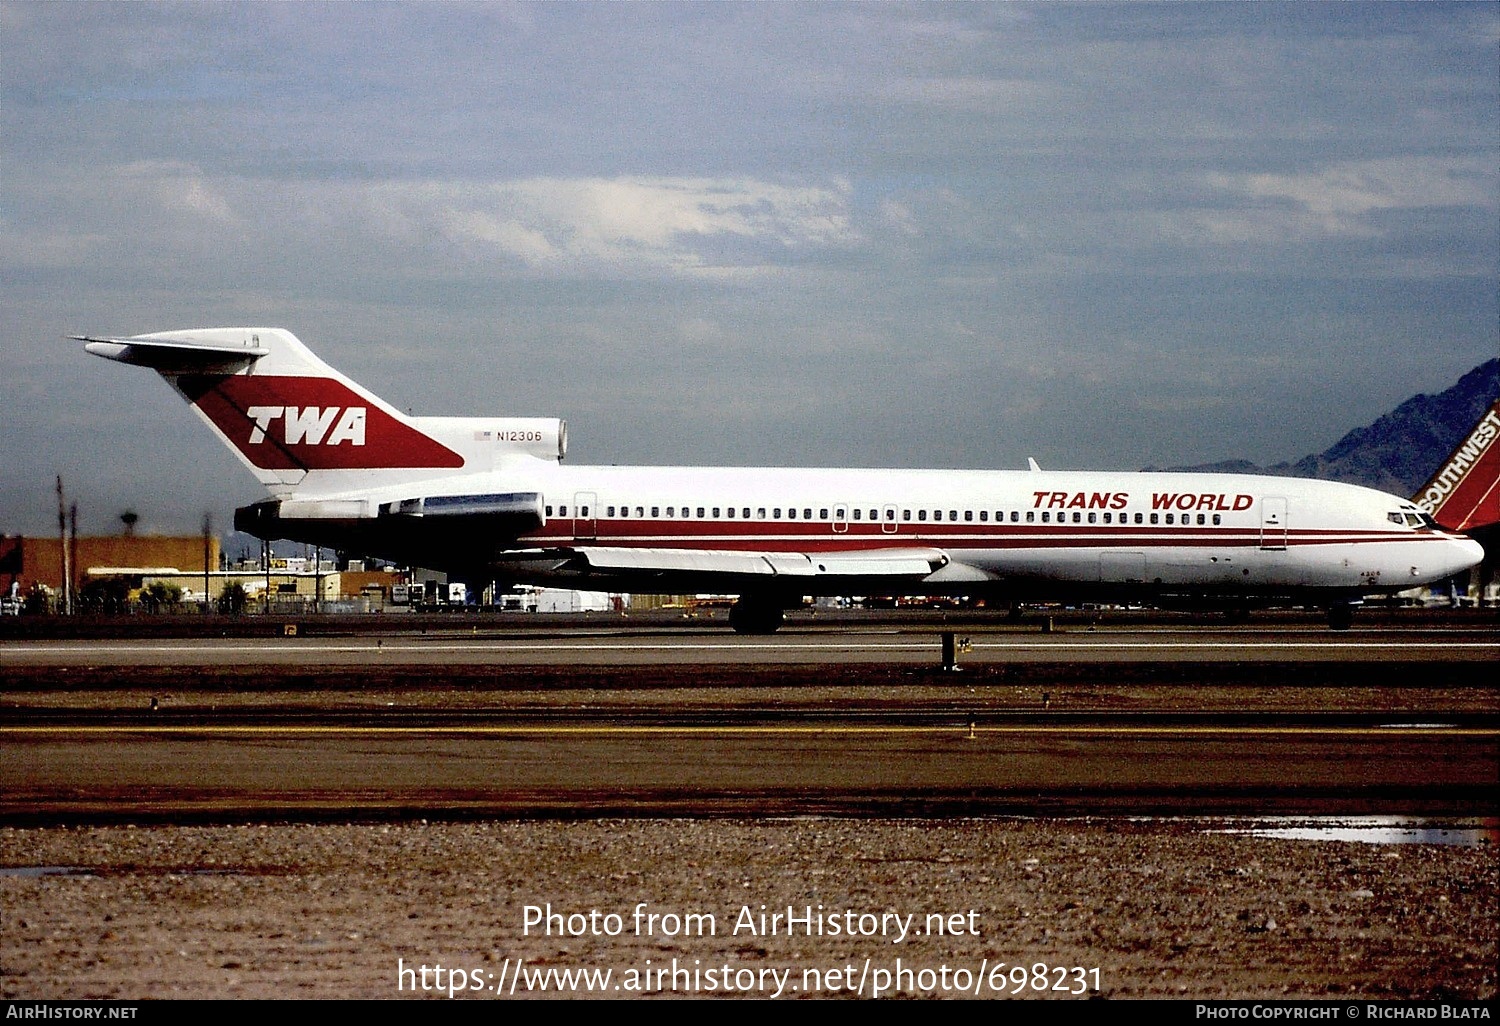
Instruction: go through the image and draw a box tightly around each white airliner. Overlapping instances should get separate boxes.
[76,328,1486,631]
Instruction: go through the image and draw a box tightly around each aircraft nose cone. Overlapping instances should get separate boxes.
[1442,535,1485,577]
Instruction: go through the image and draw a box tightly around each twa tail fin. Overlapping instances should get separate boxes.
[1413,399,1500,532]
[76,328,465,495]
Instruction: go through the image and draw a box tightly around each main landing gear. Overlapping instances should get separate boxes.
[1325,602,1356,631]
[728,596,786,635]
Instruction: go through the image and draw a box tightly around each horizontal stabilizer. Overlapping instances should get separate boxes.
[74,331,270,366]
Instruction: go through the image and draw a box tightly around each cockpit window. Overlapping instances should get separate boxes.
[1404,513,1423,527]
[1387,512,1404,525]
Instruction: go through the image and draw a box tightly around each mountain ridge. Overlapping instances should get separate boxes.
[1152,358,1500,496]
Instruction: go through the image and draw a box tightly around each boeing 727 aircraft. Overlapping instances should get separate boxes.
[76,328,1487,631]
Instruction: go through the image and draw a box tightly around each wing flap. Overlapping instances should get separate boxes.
[573,546,948,579]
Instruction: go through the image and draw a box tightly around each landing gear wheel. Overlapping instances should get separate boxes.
[1326,603,1355,631]
[729,597,785,635]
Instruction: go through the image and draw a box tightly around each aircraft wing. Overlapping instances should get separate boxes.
[567,546,950,581]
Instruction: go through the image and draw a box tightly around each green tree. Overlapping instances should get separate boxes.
[142,581,182,613]
[218,581,248,614]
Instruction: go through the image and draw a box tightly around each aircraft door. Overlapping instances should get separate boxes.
[574,491,598,542]
[882,505,898,534]
[1260,497,1287,550]
[832,505,848,534]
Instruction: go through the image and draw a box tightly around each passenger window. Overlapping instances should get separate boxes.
[1149,513,1158,525]
[869,509,878,520]
[743,508,751,519]
[788,508,797,519]
[1025,511,1034,523]
[757,508,766,519]
[697,507,705,518]
[650,507,658,517]
[666,507,675,517]
[1165,513,1174,525]
[884,509,893,521]
[560,506,568,516]
[853,509,861,520]
[1088,512,1097,524]
[1011,511,1020,523]
[546,505,553,517]
[713,507,721,518]
[1135,513,1143,525]
[822,509,830,520]
[805,509,813,520]
[964,511,973,522]
[1041,512,1050,523]
[635,506,644,518]
[773,508,782,519]
[607,506,616,517]
[902,510,911,522]
[918,510,927,521]
[979,511,988,522]
[948,510,958,521]
[726,507,734,518]
[1212,514,1221,525]
[1103,512,1111,524]
[581,506,589,517]
[1197,514,1205,525]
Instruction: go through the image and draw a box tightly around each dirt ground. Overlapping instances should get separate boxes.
[1,817,1494,1000]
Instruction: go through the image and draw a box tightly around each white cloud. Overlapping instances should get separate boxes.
[1200,156,1497,236]
[118,161,238,223]
[360,176,857,274]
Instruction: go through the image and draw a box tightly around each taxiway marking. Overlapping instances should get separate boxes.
[4,725,1494,738]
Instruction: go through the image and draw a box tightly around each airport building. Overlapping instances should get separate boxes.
[1,534,218,608]
[0,533,403,613]
[0,533,634,614]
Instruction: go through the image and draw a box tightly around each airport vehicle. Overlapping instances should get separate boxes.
[77,328,1486,631]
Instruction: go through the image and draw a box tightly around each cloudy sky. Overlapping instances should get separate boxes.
[3,2,1496,537]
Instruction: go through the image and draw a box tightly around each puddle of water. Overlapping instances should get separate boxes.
[1210,817,1497,847]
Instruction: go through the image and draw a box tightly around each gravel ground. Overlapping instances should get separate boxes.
[1,818,1494,1000]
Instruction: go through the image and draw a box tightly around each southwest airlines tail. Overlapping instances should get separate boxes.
[1413,399,1500,533]
[74,328,565,497]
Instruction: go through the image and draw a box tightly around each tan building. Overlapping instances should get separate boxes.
[1,534,219,598]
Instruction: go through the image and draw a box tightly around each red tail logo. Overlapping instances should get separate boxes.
[1415,404,1500,532]
[178,375,464,471]
[247,405,366,446]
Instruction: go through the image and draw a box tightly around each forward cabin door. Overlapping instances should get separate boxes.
[1260,497,1287,551]
[574,492,598,543]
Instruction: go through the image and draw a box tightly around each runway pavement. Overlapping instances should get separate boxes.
[3,623,1498,666]
[2,619,1495,823]
[3,718,1495,822]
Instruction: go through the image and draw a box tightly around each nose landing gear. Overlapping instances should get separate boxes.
[1326,602,1356,631]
